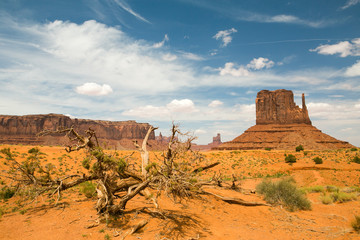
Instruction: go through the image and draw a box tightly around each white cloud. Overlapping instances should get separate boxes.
[76,82,113,96]
[123,99,197,119]
[341,0,360,10]
[218,57,275,77]
[195,129,207,135]
[180,52,204,61]
[162,53,177,61]
[310,38,360,57]
[240,13,327,28]
[166,99,197,113]
[247,57,275,70]
[345,60,360,77]
[153,34,169,48]
[213,28,237,47]
[208,100,224,108]
[219,62,250,77]
[112,0,150,23]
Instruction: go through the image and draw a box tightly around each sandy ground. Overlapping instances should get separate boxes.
[0,145,360,239]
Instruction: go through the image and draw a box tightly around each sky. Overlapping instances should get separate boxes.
[0,0,359,146]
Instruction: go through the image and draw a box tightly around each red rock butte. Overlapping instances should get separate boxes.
[215,89,354,150]
[0,113,155,149]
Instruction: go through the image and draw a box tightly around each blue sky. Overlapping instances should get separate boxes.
[0,0,359,146]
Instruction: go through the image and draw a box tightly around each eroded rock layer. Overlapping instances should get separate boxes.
[215,89,354,150]
[0,114,155,147]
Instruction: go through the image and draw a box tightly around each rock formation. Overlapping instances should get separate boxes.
[256,90,311,125]
[0,114,155,148]
[211,133,222,146]
[215,89,354,150]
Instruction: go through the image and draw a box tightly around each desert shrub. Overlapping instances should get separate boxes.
[330,192,357,203]
[0,186,16,200]
[28,147,40,154]
[79,181,96,198]
[0,148,13,160]
[302,185,325,193]
[285,154,296,164]
[352,156,360,164]
[326,185,339,192]
[265,147,272,151]
[352,215,360,233]
[313,157,323,164]
[303,151,308,156]
[256,178,311,211]
[350,148,358,151]
[81,157,91,170]
[320,194,333,205]
[295,145,304,152]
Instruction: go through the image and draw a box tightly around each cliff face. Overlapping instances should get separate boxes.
[215,89,354,150]
[256,89,311,125]
[0,114,155,146]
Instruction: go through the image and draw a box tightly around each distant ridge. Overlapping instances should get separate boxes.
[0,113,155,149]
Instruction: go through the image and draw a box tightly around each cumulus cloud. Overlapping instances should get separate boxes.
[153,34,169,48]
[345,60,360,77]
[208,100,224,108]
[123,99,197,118]
[76,82,113,96]
[310,38,360,57]
[247,57,275,70]
[213,28,237,47]
[218,57,275,77]
[219,62,250,77]
[340,0,360,10]
[166,99,197,113]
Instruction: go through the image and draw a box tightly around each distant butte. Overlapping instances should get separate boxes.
[0,114,155,149]
[215,89,354,150]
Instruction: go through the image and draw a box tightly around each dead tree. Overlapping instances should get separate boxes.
[0,123,267,225]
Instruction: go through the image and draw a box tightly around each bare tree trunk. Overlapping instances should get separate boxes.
[134,126,158,177]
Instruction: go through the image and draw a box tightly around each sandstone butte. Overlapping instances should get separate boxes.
[215,89,355,150]
[0,113,155,149]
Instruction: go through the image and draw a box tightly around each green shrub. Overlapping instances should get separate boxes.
[352,215,360,233]
[81,157,91,170]
[313,157,323,164]
[302,185,325,193]
[0,148,13,160]
[256,178,311,211]
[295,145,304,152]
[320,194,333,205]
[79,181,96,198]
[352,156,360,164]
[28,147,40,154]
[326,185,339,192]
[331,192,357,203]
[0,186,16,200]
[285,154,296,164]
[265,147,272,151]
[350,148,358,151]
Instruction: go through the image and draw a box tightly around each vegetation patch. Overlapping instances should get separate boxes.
[256,178,311,211]
[313,157,323,164]
[352,215,360,233]
[285,154,296,164]
[79,181,96,198]
[295,145,304,152]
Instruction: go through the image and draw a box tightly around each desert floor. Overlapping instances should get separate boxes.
[0,145,360,240]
